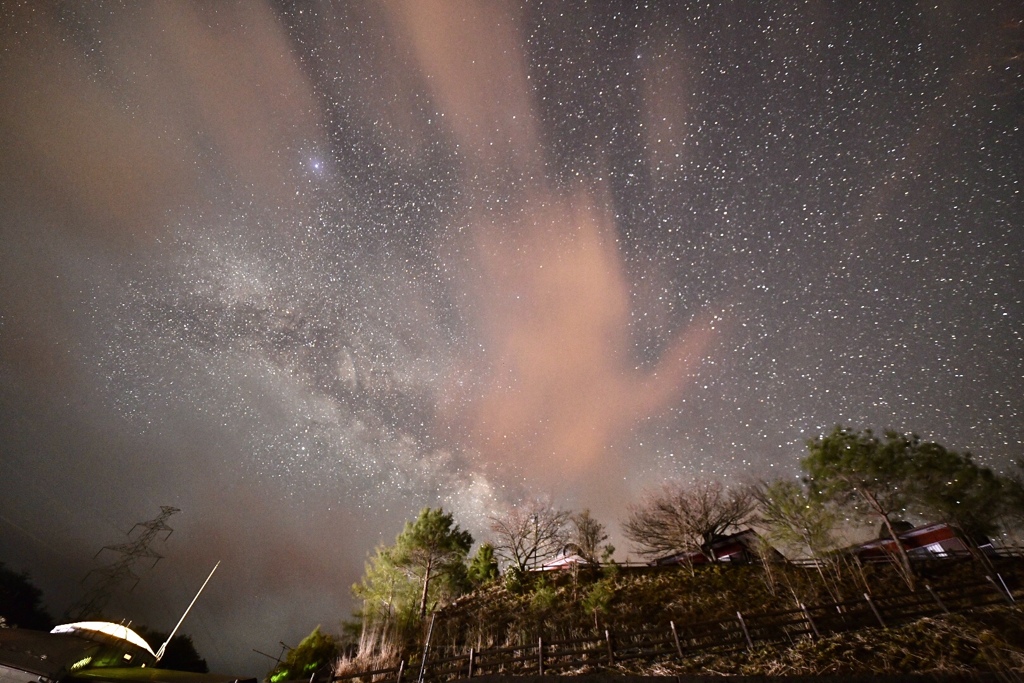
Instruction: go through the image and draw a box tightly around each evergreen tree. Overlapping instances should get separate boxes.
[393,508,473,618]
[354,508,473,624]
[353,545,418,630]
[267,627,338,683]
[466,543,500,586]
[905,441,1004,541]
[803,426,916,587]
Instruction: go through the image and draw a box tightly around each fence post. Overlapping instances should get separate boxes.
[669,620,684,657]
[736,612,753,650]
[985,575,1015,605]
[800,603,820,639]
[864,593,886,628]
[417,613,435,683]
[997,573,1015,603]
[467,649,474,679]
[537,637,544,675]
[604,629,615,665]
[925,584,950,614]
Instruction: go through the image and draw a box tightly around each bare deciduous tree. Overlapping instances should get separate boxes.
[622,480,756,559]
[489,499,569,572]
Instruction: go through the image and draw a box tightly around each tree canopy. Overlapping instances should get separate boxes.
[134,628,208,673]
[0,563,52,630]
[267,626,338,683]
[622,480,756,559]
[489,499,569,572]
[353,545,418,630]
[903,440,1004,541]
[569,509,614,564]
[803,426,917,585]
[802,425,1010,586]
[466,543,500,586]
[354,507,473,626]
[753,479,838,560]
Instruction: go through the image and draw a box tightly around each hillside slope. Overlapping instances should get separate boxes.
[342,557,1024,677]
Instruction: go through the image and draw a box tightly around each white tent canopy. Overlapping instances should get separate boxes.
[51,622,157,659]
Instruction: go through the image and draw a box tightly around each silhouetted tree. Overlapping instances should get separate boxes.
[489,499,569,572]
[622,480,756,559]
[135,627,208,673]
[0,563,52,630]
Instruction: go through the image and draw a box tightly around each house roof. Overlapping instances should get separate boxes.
[537,553,594,570]
[857,522,958,552]
[651,528,777,566]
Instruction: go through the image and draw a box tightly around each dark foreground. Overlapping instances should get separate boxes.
[469,675,1015,683]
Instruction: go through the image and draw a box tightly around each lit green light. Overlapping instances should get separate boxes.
[71,656,93,671]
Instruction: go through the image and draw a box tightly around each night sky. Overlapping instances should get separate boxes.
[1,1,1021,676]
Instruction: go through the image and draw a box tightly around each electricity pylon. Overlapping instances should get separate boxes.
[66,506,180,621]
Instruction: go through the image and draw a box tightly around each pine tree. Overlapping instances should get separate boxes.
[394,508,473,618]
[359,508,473,621]
[467,543,500,586]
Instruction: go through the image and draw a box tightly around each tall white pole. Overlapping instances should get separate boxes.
[155,561,220,662]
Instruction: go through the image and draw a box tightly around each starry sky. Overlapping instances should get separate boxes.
[1,0,1021,676]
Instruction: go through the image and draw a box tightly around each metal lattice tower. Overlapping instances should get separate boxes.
[66,506,180,620]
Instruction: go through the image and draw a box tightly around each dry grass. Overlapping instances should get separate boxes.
[333,623,405,677]
[622,608,1024,676]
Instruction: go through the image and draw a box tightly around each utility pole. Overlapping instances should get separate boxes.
[66,506,181,620]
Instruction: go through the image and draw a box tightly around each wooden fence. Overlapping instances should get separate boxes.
[320,575,1017,683]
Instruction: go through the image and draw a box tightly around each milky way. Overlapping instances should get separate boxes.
[1,1,1021,675]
